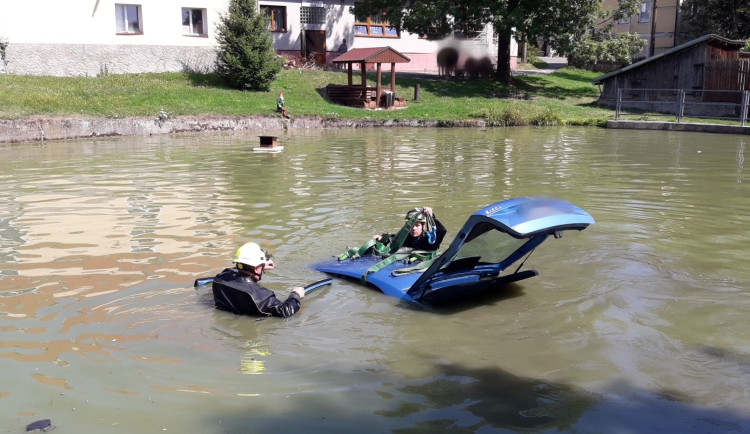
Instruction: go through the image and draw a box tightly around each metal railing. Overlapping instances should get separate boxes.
[615,88,750,126]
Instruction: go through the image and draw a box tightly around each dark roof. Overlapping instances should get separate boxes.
[592,34,746,85]
[333,46,411,64]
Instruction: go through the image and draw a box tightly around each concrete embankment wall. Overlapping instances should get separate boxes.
[606,120,750,135]
[3,117,749,144]
[0,116,487,144]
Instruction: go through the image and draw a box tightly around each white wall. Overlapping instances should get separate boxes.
[261,0,442,54]
[0,0,514,76]
[0,0,224,47]
[0,0,228,75]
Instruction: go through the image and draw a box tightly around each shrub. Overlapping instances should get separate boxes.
[476,104,527,126]
[531,108,562,126]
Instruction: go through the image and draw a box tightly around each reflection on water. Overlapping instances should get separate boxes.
[377,363,595,432]
[1,128,749,432]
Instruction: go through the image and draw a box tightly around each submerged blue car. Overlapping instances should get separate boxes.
[313,197,594,305]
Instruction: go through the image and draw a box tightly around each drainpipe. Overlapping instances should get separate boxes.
[673,0,681,46]
[649,0,657,57]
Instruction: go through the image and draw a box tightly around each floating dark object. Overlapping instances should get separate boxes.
[258,135,278,147]
[254,135,284,153]
[26,419,53,432]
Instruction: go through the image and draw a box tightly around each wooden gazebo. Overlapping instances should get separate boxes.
[328,46,411,109]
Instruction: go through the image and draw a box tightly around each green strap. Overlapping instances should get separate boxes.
[361,253,410,283]
[338,238,391,261]
[338,239,374,261]
[387,212,421,254]
[403,250,439,263]
[362,249,441,283]
[338,211,422,262]
[338,210,432,283]
[391,253,440,276]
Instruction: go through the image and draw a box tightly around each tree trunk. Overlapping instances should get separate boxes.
[495,27,512,83]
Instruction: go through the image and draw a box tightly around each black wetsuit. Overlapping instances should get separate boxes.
[212,268,301,317]
[387,217,447,251]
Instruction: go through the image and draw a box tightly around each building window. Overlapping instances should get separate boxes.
[182,8,206,36]
[354,13,398,37]
[116,4,142,34]
[638,0,651,23]
[260,5,286,32]
[300,6,325,24]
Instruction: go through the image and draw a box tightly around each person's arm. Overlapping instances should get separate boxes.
[255,284,304,318]
[433,217,447,249]
[272,289,303,318]
[372,233,393,245]
[421,206,447,249]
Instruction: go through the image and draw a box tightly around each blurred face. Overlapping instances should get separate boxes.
[237,263,265,281]
[410,222,424,237]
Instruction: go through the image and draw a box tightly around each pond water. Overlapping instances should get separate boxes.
[1,127,749,432]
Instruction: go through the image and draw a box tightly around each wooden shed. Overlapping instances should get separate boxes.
[593,34,748,107]
[328,46,411,109]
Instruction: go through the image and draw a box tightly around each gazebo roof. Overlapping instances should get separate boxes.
[333,46,411,64]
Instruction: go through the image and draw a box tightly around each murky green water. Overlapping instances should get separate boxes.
[1,127,749,432]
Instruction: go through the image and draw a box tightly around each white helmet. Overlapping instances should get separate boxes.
[233,242,267,267]
[405,208,427,223]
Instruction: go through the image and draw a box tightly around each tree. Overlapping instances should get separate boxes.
[567,33,646,71]
[680,0,750,41]
[352,0,635,83]
[559,0,644,71]
[215,0,282,91]
[0,37,8,73]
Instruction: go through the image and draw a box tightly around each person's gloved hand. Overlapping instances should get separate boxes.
[292,287,305,299]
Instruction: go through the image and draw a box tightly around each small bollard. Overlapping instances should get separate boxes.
[414,83,421,101]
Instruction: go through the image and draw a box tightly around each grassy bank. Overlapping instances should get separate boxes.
[0,68,614,126]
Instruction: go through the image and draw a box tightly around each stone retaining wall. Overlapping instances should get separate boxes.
[4,44,216,76]
[0,116,487,144]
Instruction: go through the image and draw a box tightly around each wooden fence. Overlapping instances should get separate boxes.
[705,59,750,103]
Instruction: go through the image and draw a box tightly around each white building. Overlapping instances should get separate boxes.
[0,0,515,76]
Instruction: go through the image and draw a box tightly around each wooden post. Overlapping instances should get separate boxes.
[360,62,367,106]
[376,62,382,108]
[615,88,621,120]
[347,63,353,86]
[414,83,421,101]
[390,63,396,91]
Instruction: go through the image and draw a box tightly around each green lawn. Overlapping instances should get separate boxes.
[0,68,615,126]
